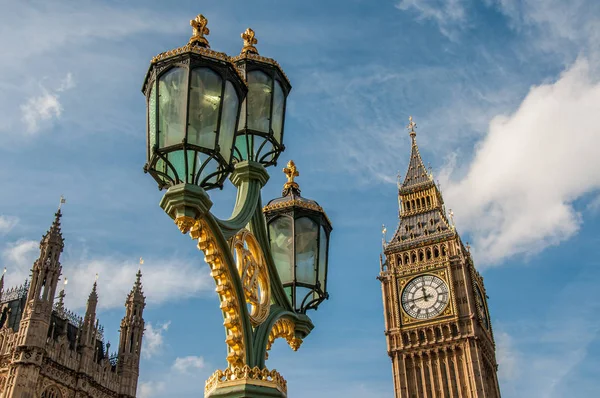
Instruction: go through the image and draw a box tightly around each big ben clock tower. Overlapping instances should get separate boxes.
[379,117,501,398]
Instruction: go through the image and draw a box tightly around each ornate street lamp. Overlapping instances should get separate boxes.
[264,160,332,313]
[142,15,333,398]
[142,14,247,190]
[231,28,291,167]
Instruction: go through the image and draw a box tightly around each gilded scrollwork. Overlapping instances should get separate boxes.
[264,318,302,359]
[182,217,247,368]
[231,229,271,327]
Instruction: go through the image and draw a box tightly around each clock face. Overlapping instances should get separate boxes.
[474,284,490,330]
[401,275,449,320]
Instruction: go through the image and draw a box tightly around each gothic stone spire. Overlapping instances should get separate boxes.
[386,117,453,252]
[400,116,431,191]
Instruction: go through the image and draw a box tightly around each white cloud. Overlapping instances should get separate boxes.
[57,72,75,92]
[63,256,213,310]
[172,355,206,373]
[2,240,39,272]
[442,57,600,264]
[0,216,19,234]
[137,381,166,398]
[143,321,171,359]
[1,238,214,311]
[20,90,63,134]
[396,0,467,40]
[19,72,75,134]
[487,0,600,62]
[495,331,519,382]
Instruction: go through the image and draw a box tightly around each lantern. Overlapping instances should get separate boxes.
[231,28,291,167]
[142,15,247,190]
[263,161,332,313]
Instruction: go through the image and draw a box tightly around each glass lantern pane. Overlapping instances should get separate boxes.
[148,82,157,158]
[272,80,285,143]
[218,81,239,163]
[247,71,272,133]
[295,217,318,285]
[155,158,167,183]
[158,68,187,148]
[237,99,247,131]
[318,226,328,290]
[253,135,272,163]
[269,217,294,284]
[165,151,185,182]
[284,286,293,306]
[193,152,220,185]
[235,134,248,160]
[296,287,313,309]
[188,67,222,150]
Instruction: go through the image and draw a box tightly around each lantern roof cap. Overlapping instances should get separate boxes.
[262,160,332,228]
[231,28,292,89]
[142,14,247,95]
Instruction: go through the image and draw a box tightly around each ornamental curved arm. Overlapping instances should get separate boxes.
[159,162,313,371]
[215,161,270,240]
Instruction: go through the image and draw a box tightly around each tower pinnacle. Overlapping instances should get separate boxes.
[407,115,417,140]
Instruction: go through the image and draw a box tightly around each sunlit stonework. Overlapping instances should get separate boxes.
[379,117,501,397]
[0,209,145,398]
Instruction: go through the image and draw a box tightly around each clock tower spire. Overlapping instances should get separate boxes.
[379,117,501,398]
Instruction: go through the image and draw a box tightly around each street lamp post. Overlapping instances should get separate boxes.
[142,15,332,398]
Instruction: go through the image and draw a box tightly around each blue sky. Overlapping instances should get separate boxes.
[1,0,600,397]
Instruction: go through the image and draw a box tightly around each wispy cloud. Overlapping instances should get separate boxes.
[18,71,75,134]
[442,57,600,264]
[488,0,600,59]
[495,263,600,397]
[0,2,185,138]
[172,355,206,373]
[137,381,166,398]
[2,239,38,269]
[0,216,19,235]
[143,321,171,359]
[138,354,211,397]
[1,239,214,310]
[20,90,63,134]
[396,0,468,40]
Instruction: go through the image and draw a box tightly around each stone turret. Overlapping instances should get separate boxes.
[118,270,146,397]
[4,209,64,396]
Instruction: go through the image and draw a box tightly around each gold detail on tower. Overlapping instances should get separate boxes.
[189,14,210,46]
[241,28,258,54]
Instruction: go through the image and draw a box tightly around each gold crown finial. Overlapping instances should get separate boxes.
[189,14,210,47]
[407,116,417,137]
[283,160,300,193]
[241,28,258,54]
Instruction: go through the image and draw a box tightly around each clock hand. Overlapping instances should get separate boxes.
[421,287,429,302]
[406,296,427,303]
